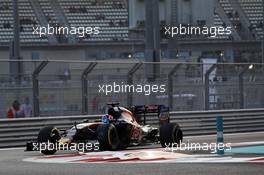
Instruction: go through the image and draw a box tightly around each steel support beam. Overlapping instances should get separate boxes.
[81,62,97,114]
[127,63,143,106]
[262,0,264,71]
[32,61,49,117]
[145,0,160,80]
[10,0,22,85]
[204,64,217,110]
[215,0,241,40]
[168,64,182,109]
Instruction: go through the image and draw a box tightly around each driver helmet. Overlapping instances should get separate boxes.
[101,114,113,124]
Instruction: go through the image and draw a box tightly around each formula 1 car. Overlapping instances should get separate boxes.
[26,103,183,155]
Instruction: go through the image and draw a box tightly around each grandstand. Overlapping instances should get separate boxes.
[238,0,264,38]
[0,0,45,43]
[0,0,263,45]
[215,0,264,40]
[0,0,129,45]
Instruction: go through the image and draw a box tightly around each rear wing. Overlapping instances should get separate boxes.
[131,105,170,125]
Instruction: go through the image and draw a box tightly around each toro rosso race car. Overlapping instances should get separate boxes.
[26,103,183,155]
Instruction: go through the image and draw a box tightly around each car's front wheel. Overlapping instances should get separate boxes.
[96,124,120,151]
[37,126,60,155]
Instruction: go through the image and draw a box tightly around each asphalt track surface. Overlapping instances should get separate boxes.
[0,132,264,175]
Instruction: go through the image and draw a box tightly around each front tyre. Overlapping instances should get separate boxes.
[37,126,60,155]
[159,123,183,148]
[96,124,120,151]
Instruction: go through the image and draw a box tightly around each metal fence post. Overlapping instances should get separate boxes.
[168,64,182,109]
[238,73,244,109]
[81,62,97,115]
[262,0,264,71]
[127,63,143,106]
[238,65,253,109]
[204,64,217,110]
[32,60,49,117]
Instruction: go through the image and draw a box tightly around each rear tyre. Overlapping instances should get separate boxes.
[159,123,183,148]
[96,124,120,151]
[37,126,60,155]
[117,124,131,150]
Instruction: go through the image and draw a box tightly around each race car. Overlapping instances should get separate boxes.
[26,103,183,155]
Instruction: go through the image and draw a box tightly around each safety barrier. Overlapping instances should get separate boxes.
[0,108,264,148]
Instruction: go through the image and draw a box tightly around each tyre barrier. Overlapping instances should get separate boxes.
[0,108,264,148]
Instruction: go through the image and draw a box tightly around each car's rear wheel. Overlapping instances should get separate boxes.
[159,123,183,147]
[37,126,60,155]
[96,124,120,151]
[117,124,131,150]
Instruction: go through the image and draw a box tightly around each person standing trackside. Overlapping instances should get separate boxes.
[21,97,32,117]
[7,100,25,118]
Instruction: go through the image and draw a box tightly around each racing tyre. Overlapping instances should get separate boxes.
[37,126,60,155]
[96,124,120,151]
[159,123,183,148]
[117,124,131,150]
